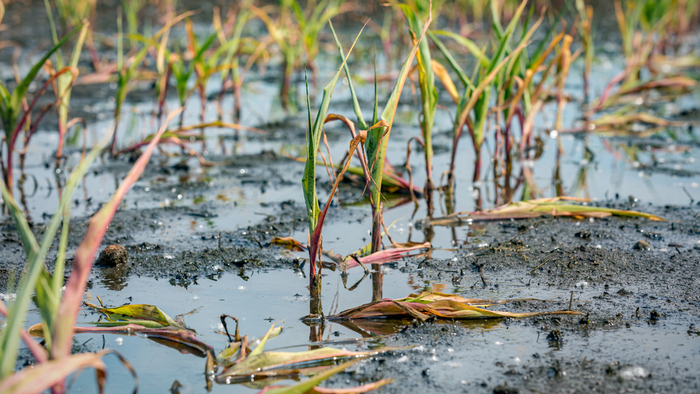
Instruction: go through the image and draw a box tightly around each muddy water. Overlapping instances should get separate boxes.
[1,1,700,393]
[59,267,699,393]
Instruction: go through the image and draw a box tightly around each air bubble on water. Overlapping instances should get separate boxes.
[238,286,246,291]
[620,366,649,379]
[144,187,150,192]
[115,337,124,346]
[549,129,558,138]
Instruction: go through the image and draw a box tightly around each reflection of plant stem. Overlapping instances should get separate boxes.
[371,266,383,302]
[308,286,324,347]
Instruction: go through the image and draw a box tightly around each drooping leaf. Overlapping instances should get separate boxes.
[0,350,137,394]
[84,302,188,330]
[422,197,665,226]
[258,359,392,394]
[329,292,584,322]
[217,345,403,383]
[270,237,306,251]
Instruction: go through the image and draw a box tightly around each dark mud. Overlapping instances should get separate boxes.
[10,195,700,393]
[2,0,700,393]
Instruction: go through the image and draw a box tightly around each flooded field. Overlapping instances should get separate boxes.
[1,0,699,393]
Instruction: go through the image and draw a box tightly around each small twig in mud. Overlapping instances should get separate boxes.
[530,246,560,274]
[683,186,694,204]
[220,314,240,342]
[218,231,222,249]
[568,290,574,311]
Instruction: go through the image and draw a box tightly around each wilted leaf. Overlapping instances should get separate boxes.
[84,302,189,330]
[28,322,213,358]
[258,358,392,394]
[0,350,137,394]
[329,292,583,322]
[398,292,542,307]
[422,197,664,226]
[270,237,306,252]
[217,345,403,384]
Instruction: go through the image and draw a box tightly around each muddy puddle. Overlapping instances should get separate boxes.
[1,0,700,393]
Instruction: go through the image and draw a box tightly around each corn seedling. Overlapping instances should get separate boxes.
[215,322,400,384]
[111,10,195,154]
[0,109,180,392]
[0,24,83,193]
[250,0,344,111]
[432,0,533,185]
[362,6,432,253]
[302,22,364,296]
[213,4,253,122]
[44,0,89,162]
[122,0,148,49]
[0,121,115,381]
[50,0,101,70]
[400,3,438,215]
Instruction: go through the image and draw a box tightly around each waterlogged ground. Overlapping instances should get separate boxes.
[1,1,700,393]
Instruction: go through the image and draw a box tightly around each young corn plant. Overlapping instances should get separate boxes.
[364,9,433,253]
[122,0,147,49]
[400,3,438,215]
[184,19,219,126]
[0,24,83,193]
[0,109,181,393]
[431,0,534,186]
[249,0,344,111]
[329,7,432,253]
[303,23,364,300]
[51,0,101,70]
[213,4,253,122]
[111,10,194,154]
[44,0,89,162]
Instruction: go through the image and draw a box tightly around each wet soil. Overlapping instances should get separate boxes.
[1,0,700,393]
